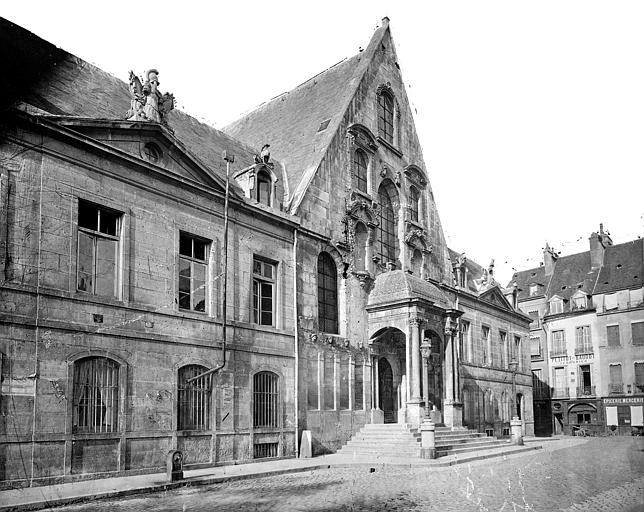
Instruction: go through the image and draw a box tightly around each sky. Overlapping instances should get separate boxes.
[4,1,643,285]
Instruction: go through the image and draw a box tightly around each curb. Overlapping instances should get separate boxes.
[0,445,542,512]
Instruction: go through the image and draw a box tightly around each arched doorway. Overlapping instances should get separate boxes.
[378,358,396,423]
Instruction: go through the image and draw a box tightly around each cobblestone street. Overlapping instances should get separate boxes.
[49,438,644,512]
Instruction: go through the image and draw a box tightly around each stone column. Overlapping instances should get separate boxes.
[442,316,463,428]
[371,355,384,423]
[409,318,422,400]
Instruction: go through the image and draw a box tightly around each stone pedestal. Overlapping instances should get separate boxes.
[405,400,423,428]
[429,407,442,425]
[511,417,524,445]
[371,408,384,424]
[443,399,463,429]
[300,430,312,458]
[420,419,436,459]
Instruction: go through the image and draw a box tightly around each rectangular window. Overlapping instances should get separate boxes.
[573,296,587,310]
[578,364,593,396]
[460,320,471,362]
[550,300,563,314]
[73,357,119,433]
[178,365,211,430]
[514,336,522,370]
[575,326,592,354]
[609,364,623,394]
[530,335,541,358]
[179,232,209,312]
[354,358,364,410]
[307,352,319,409]
[254,442,278,459]
[553,367,566,397]
[577,413,591,424]
[253,372,279,428]
[529,284,538,296]
[324,353,335,410]
[607,325,620,347]
[633,322,644,346]
[499,331,507,368]
[481,326,489,365]
[252,257,276,326]
[551,330,566,356]
[77,200,121,298]
[339,356,350,410]
[528,311,539,329]
[635,363,644,393]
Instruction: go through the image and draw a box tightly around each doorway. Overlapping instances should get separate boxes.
[378,358,396,423]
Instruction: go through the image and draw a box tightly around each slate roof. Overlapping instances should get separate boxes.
[0,17,264,185]
[367,270,452,309]
[510,237,643,302]
[447,248,486,294]
[223,22,389,212]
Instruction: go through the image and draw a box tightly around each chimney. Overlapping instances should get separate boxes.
[590,223,612,268]
[543,243,558,277]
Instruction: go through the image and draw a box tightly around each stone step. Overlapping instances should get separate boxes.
[437,441,510,456]
[435,436,497,446]
[435,439,503,449]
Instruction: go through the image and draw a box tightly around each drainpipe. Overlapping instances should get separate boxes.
[293,228,299,457]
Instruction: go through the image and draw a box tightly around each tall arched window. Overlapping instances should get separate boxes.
[256,169,272,206]
[378,91,394,144]
[73,357,120,433]
[178,365,211,430]
[353,149,368,193]
[409,186,419,222]
[253,371,279,427]
[317,252,338,334]
[377,183,397,263]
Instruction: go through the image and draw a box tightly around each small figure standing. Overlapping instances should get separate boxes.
[260,144,271,163]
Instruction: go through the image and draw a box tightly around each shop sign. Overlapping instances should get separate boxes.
[551,354,595,364]
[603,397,644,405]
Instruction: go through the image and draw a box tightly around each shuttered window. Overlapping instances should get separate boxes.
[73,357,119,433]
[178,365,211,431]
[633,322,644,346]
[607,325,620,347]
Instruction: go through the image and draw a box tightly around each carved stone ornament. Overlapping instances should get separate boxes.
[394,170,401,187]
[351,270,374,289]
[309,333,318,343]
[380,164,389,178]
[127,69,175,125]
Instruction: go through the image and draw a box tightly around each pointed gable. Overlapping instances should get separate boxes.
[479,286,515,311]
[223,23,389,212]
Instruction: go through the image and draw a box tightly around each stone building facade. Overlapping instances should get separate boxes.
[0,15,533,488]
[512,226,644,436]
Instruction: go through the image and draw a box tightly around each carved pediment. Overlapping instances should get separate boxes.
[346,196,378,227]
[404,165,427,187]
[404,223,431,252]
[347,123,378,153]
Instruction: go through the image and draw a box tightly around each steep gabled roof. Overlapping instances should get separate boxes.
[594,239,643,294]
[0,17,266,188]
[511,265,548,301]
[545,251,598,301]
[223,21,390,212]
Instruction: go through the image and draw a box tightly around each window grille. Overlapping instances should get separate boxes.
[253,372,279,428]
[317,253,338,334]
[377,91,394,143]
[353,149,368,193]
[253,442,278,459]
[377,185,397,263]
[179,233,209,312]
[178,365,211,430]
[77,200,121,298]
[253,258,276,326]
[73,357,119,433]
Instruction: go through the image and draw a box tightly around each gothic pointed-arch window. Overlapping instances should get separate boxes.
[256,169,272,207]
[378,90,395,144]
[409,185,420,223]
[353,149,368,193]
[317,252,338,334]
[377,183,397,263]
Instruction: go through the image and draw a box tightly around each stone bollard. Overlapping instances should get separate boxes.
[510,417,524,446]
[300,430,312,458]
[167,449,184,482]
[420,419,436,459]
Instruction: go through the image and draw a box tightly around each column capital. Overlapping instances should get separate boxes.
[409,316,423,327]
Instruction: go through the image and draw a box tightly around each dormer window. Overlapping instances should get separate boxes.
[573,295,587,310]
[550,297,563,314]
[256,169,272,207]
[377,90,394,144]
[529,284,538,296]
[353,149,368,193]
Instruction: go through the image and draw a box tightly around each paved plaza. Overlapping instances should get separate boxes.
[45,437,643,512]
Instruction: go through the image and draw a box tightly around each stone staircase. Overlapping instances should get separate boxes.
[336,423,510,459]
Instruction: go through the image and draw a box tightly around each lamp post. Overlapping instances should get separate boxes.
[508,357,523,445]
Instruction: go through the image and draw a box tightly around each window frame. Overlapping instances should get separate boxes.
[253,371,280,428]
[177,364,212,431]
[256,168,273,207]
[408,185,420,223]
[575,325,592,354]
[317,252,339,334]
[551,330,566,356]
[377,183,398,264]
[76,200,123,299]
[252,256,277,327]
[377,90,395,144]
[178,232,210,313]
[353,149,368,194]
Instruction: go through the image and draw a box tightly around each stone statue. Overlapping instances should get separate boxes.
[127,69,175,125]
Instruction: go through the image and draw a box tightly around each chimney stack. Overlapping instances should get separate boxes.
[543,243,558,277]
[590,223,613,268]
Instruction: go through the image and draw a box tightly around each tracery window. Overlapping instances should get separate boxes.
[317,252,338,334]
[377,183,397,263]
[353,149,368,193]
[377,91,394,144]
